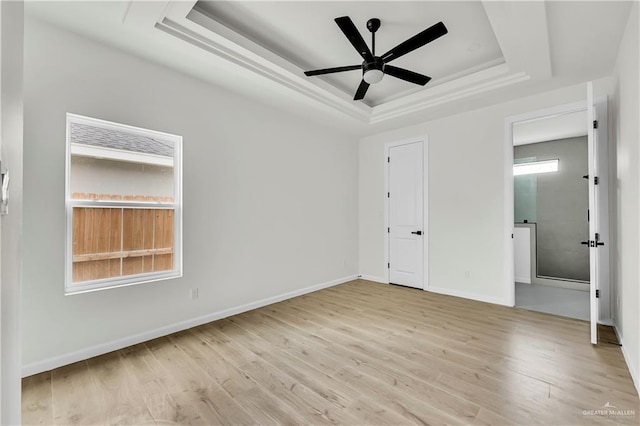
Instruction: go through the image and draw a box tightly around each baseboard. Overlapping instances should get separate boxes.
[613,323,639,396]
[427,285,511,307]
[515,277,531,284]
[22,274,357,378]
[358,274,387,284]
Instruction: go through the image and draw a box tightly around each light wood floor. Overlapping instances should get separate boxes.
[22,280,639,425]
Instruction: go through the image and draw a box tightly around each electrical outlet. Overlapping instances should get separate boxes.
[190,288,199,300]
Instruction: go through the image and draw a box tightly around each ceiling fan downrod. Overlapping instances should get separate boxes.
[367,18,381,56]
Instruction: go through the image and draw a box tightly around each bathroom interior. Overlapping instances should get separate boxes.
[512,110,591,321]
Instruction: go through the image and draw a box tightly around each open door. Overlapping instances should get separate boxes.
[587,82,599,344]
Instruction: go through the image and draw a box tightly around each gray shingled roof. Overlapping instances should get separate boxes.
[70,122,174,157]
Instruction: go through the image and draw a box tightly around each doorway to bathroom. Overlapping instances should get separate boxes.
[513,113,590,320]
[505,92,611,344]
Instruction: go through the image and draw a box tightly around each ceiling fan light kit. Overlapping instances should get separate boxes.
[304,16,448,101]
[363,59,384,84]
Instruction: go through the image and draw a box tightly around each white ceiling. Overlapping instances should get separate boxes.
[192,1,504,106]
[24,1,634,134]
[513,110,588,146]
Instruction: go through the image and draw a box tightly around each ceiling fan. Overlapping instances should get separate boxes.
[304,17,448,101]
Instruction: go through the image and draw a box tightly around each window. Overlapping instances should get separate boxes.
[65,114,182,294]
[513,159,559,176]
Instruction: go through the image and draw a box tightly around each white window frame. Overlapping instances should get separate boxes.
[65,113,183,295]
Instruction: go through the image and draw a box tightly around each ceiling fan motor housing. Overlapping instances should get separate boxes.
[363,57,384,73]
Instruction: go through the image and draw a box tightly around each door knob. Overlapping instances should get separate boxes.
[411,230,422,235]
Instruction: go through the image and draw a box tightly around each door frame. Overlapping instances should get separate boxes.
[503,98,610,320]
[384,136,428,290]
[0,1,24,423]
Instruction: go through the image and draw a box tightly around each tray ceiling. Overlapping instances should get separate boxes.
[191,1,505,106]
[24,1,634,130]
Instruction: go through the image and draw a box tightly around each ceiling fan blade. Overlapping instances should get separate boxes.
[354,80,370,100]
[381,21,447,63]
[304,65,361,77]
[335,16,374,62]
[384,65,431,86]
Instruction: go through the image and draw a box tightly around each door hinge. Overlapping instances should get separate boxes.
[387,262,390,269]
[596,289,600,298]
[387,227,390,233]
[387,192,390,198]
[594,176,599,185]
[387,157,390,163]
[593,120,598,129]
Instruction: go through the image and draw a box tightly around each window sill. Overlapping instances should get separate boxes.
[65,270,182,295]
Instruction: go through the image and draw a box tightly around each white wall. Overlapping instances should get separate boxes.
[359,79,614,305]
[22,18,358,373]
[0,1,24,423]
[611,2,639,391]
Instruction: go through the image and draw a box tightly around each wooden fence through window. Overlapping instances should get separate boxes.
[71,193,174,283]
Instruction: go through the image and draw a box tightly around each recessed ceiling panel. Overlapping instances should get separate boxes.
[192,1,504,106]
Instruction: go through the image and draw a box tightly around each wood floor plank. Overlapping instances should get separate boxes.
[472,407,515,426]
[345,396,412,426]
[249,304,480,423]
[145,336,257,426]
[335,282,638,396]
[335,365,463,425]
[232,386,308,425]
[119,344,204,425]
[23,280,639,425]
[238,359,360,425]
[86,351,155,425]
[189,323,261,367]
[228,315,361,408]
[21,372,53,425]
[119,343,167,386]
[168,330,256,398]
[213,318,363,424]
[50,361,106,425]
[137,377,206,425]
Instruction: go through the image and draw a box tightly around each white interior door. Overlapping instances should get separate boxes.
[594,98,611,324]
[587,82,599,344]
[388,141,424,289]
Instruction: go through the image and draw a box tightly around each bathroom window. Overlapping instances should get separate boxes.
[513,159,559,176]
